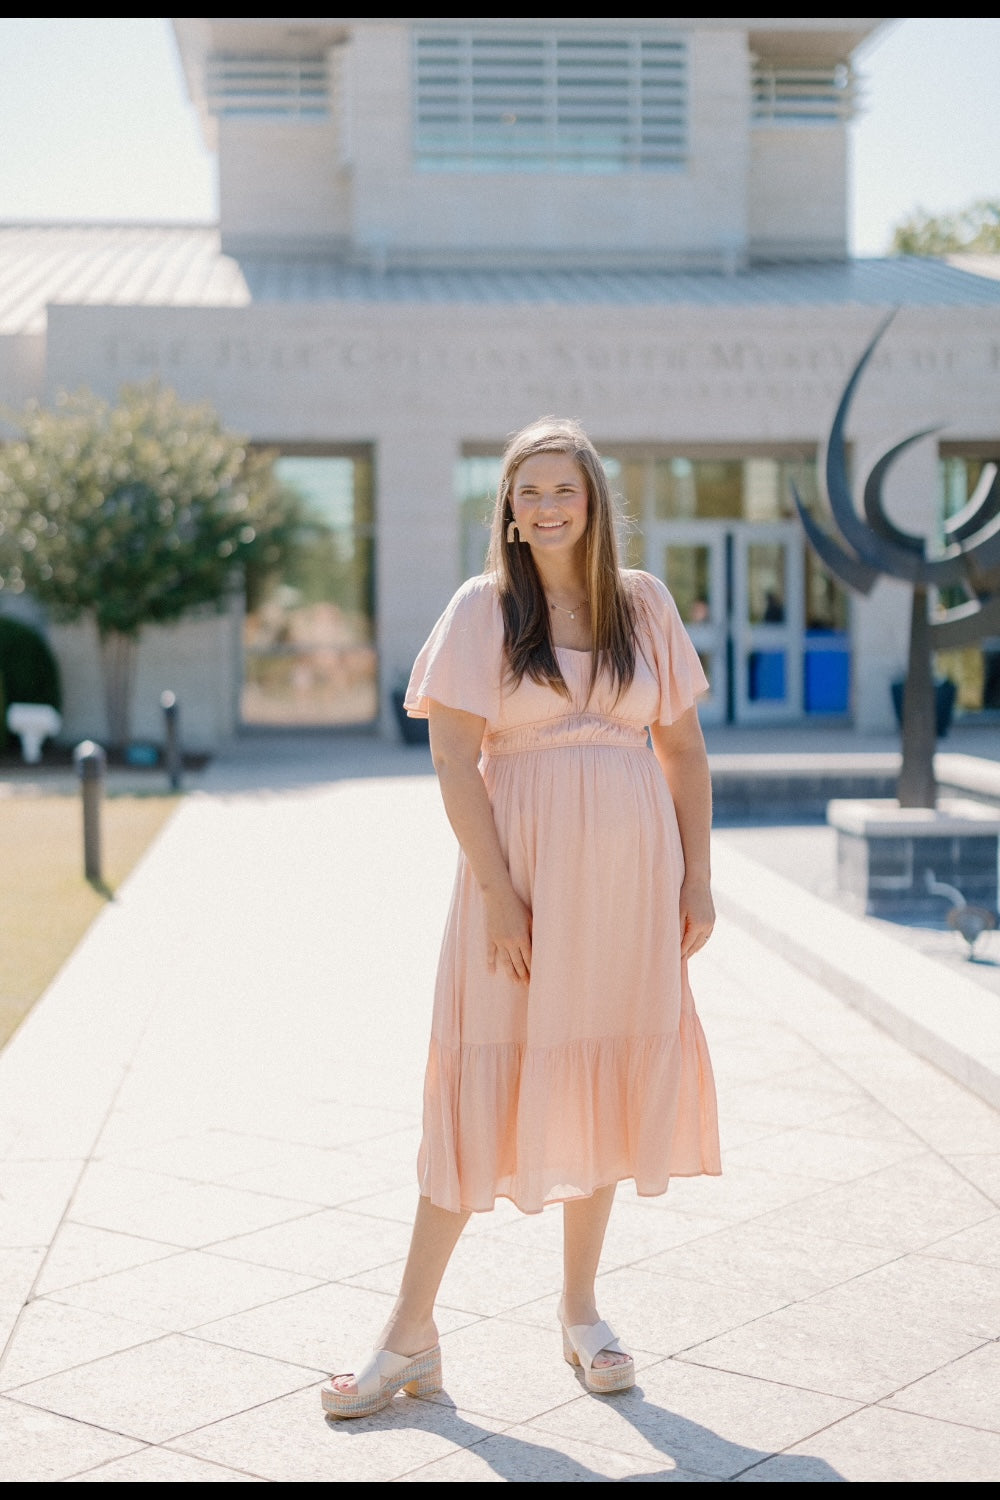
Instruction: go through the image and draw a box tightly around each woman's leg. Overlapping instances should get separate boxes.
[559,1183,629,1369]
[332,1195,469,1392]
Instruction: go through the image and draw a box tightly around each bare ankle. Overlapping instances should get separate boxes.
[377,1309,438,1357]
[559,1294,598,1326]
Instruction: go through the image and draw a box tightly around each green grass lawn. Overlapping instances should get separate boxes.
[0,793,179,1048]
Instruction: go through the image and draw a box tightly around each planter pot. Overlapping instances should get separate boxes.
[392,688,429,745]
[890,677,957,739]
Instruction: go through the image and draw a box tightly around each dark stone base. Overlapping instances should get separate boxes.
[828,799,1000,921]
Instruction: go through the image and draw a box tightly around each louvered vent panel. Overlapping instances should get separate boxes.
[206,55,328,118]
[752,63,857,124]
[415,30,686,170]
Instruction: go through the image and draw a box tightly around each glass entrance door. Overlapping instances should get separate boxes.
[649,522,728,726]
[731,522,804,724]
[651,520,806,725]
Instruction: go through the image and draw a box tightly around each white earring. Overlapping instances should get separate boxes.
[507,519,520,544]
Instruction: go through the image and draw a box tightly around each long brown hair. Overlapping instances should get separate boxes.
[485,416,637,701]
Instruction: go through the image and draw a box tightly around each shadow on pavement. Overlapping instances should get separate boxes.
[324,1386,845,1482]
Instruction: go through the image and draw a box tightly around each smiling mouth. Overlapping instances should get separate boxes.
[535,520,568,529]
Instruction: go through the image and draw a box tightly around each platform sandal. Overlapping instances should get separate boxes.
[321,1343,442,1419]
[560,1317,635,1394]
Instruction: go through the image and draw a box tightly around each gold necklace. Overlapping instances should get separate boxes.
[547,597,589,621]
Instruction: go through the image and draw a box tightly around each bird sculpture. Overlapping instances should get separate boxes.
[925,870,998,960]
[792,312,1000,809]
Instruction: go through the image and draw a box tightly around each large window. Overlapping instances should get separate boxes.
[613,453,843,631]
[242,451,376,727]
[414,29,687,172]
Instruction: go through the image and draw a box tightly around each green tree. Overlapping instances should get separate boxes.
[891,199,1000,256]
[0,382,302,748]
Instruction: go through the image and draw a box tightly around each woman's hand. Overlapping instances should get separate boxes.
[428,702,533,987]
[679,877,715,960]
[485,884,533,984]
[650,709,715,963]
[425,699,530,984]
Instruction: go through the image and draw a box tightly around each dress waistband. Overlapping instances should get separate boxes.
[483,715,649,757]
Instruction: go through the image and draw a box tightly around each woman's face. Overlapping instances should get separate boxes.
[510,452,589,561]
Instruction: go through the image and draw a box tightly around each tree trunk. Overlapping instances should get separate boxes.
[896,585,937,809]
[98,630,139,751]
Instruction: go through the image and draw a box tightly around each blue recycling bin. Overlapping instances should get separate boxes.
[804,631,850,714]
[748,650,786,702]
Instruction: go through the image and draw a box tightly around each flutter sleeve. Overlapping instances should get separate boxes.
[634,571,710,726]
[403,576,503,724]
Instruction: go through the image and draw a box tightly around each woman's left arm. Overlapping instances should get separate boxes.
[650,707,715,959]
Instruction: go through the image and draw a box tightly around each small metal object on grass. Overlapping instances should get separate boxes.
[73,740,106,884]
[160,690,182,791]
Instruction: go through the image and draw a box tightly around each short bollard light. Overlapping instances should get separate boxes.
[73,740,106,884]
[160,690,182,792]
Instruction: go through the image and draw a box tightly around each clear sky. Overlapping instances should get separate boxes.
[0,17,998,257]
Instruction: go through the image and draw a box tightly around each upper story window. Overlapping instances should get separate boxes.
[206,54,328,118]
[751,62,857,125]
[414,29,686,172]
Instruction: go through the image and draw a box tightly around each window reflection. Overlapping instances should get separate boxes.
[747,542,786,625]
[664,543,712,625]
[242,453,377,726]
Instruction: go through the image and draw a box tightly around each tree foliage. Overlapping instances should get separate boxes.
[891,199,1000,257]
[0,381,302,637]
[0,381,303,747]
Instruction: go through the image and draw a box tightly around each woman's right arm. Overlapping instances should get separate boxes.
[428,700,532,984]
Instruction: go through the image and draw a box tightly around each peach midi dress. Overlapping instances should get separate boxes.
[404,569,721,1216]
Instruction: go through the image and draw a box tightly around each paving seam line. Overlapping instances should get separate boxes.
[711,840,1000,1113]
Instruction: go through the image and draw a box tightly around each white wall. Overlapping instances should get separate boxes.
[194,17,881,266]
[345,24,750,267]
[43,298,1000,735]
[210,21,753,268]
[218,118,351,252]
[0,335,46,432]
[748,125,848,261]
[48,604,242,753]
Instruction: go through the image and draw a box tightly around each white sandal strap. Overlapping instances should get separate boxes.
[565,1320,625,1370]
[341,1347,418,1399]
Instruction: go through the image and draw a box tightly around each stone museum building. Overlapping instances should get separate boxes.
[2,16,1000,747]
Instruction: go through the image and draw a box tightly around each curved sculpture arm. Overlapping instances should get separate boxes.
[863,428,942,554]
[825,312,908,569]
[930,592,1000,649]
[945,461,1000,544]
[791,482,879,595]
[962,509,1000,590]
[825,316,995,589]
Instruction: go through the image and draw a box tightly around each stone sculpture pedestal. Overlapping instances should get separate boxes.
[827,798,1000,921]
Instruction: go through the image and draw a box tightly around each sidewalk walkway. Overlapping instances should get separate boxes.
[3,734,1000,1482]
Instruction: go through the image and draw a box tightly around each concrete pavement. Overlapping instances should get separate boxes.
[3,731,1000,1482]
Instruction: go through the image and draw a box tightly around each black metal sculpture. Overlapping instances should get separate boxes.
[793,313,1000,808]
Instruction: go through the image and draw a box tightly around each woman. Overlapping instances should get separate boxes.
[322,416,720,1418]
